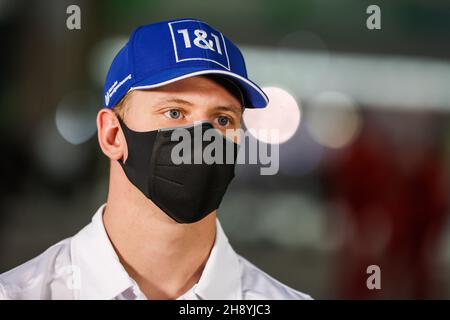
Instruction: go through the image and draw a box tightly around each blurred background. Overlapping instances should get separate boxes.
[1,0,450,299]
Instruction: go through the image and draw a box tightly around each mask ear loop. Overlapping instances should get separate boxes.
[115,114,129,165]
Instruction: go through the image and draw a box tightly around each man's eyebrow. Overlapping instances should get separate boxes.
[156,98,194,106]
[214,105,242,117]
[153,97,242,116]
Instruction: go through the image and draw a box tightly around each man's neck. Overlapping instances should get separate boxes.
[102,175,217,300]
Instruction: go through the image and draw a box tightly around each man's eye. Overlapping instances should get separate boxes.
[165,109,182,119]
[217,115,230,127]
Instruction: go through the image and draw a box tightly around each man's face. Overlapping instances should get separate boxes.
[119,75,243,135]
[102,75,243,222]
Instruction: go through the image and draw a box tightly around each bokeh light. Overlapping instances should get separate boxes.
[306,91,362,149]
[89,37,128,87]
[55,91,99,145]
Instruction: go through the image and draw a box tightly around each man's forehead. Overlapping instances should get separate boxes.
[160,75,245,108]
[150,75,242,95]
[130,76,244,108]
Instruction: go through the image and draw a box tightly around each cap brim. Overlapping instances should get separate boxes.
[128,67,268,108]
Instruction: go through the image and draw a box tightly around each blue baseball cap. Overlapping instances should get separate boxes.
[103,18,268,109]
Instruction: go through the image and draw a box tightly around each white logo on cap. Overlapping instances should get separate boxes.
[105,74,132,106]
[168,20,230,70]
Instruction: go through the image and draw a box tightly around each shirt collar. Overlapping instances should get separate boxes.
[71,204,242,300]
[192,218,242,300]
[71,204,134,300]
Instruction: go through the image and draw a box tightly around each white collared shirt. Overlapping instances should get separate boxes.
[0,204,312,300]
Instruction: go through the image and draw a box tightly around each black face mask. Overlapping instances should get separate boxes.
[117,117,238,224]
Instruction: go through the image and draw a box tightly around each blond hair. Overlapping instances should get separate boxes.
[113,92,132,120]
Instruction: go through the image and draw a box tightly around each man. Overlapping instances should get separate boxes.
[0,18,311,300]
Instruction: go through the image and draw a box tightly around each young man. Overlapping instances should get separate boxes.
[0,18,311,300]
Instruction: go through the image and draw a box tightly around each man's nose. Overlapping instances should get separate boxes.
[190,112,212,124]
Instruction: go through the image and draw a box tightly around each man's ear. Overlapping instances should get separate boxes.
[96,108,127,161]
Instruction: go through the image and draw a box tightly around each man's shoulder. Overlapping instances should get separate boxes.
[237,255,312,300]
[0,238,73,299]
